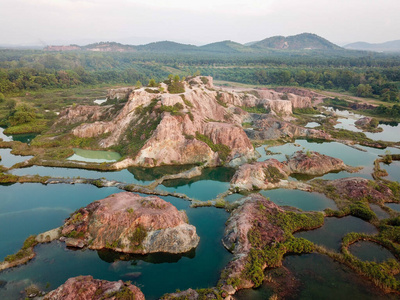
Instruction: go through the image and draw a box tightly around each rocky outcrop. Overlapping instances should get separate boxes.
[61,192,199,254]
[44,276,145,300]
[221,194,286,289]
[107,87,133,100]
[230,159,290,191]
[54,76,256,167]
[355,117,373,127]
[283,150,350,175]
[246,117,331,140]
[318,177,396,204]
[56,105,108,127]
[231,151,353,191]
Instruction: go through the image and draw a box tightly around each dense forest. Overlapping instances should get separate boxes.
[0,49,400,103]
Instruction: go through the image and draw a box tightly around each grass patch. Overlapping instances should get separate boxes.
[4,235,38,263]
[195,132,231,162]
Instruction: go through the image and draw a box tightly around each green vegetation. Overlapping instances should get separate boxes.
[293,107,319,114]
[263,165,286,183]
[240,104,270,114]
[129,224,147,248]
[115,98,162,157]
[160,103,184,116]
[106,285,136,300]
[268,211,325,237]
[348,201,377,221]
[4,235,38,263]
[65,230,85,239]
[314,232,400,292]
[166,75,185,94]
[243,209,324,287]
[195,132,231,162]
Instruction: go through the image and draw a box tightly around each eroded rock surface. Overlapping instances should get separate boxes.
[221,194,286,289]
[230,159,290,191]
[44,275,145,300]
[319,177,396,203]
[284,150,349,175]
[52,76,256,167]
[246,117,331,140]
[231,151,353,191]
[61,192,199,254]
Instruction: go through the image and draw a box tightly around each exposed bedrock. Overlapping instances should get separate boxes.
[61,192,199,254]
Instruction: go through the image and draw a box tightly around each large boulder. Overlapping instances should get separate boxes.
[61,192,199,254]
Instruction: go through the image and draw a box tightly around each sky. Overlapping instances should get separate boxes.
[1,0,399,47]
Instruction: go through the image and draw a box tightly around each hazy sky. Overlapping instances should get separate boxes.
[1,0,399,46]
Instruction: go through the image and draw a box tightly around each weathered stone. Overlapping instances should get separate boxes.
[231,151,351,191]
[44,275,145,300]
[61,192,199,254]
[221,194,286,289]
[284,150,348,175]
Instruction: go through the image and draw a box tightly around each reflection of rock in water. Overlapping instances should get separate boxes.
[162,167,236,187]
[128,164,196,181]
[0,280,6,289]
[97,247,196,264]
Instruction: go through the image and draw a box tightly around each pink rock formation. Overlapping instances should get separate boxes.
[283,150,347,175]
[222,194,286,289]
[323,177,396,203]
[231,151,354,191]
[61,192,199,254]
[55,76,256,167]
[230,159,290,191]
[44,276,145,300]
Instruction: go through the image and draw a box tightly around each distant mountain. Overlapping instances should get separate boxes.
[135,41,198,52]
[82,42,136,52]
[42,33,346,54]
[200,40,254,53]
[344,40,400,52]
[251,33,342,50]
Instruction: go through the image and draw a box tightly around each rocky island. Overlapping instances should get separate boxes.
[230,150,357,191]
[44,276,145,300]
[61,192,199,254]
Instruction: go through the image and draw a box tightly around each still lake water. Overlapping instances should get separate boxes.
[1,109,400,298]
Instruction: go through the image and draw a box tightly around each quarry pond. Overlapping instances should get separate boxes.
[1,135,400,299]
[1,82,400,300]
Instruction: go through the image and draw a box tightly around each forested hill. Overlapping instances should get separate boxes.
[250,33,342,50]
[40,33,343,54]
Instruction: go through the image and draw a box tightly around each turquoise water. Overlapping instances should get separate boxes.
[0,128,12,142]
[224,193,245,203]
[0,112,399,299]
[67,148,121,163]
[235,253,397,300]
[294,216,378,251]
[386,203,400,212]
[0,183,120,260]
[283,254,397,300]
[349,241,397,263]
[10,166,153,185]
[382,161,400,182]
[365,123,400,142]
[262,140,400,181]
[328,108,400,142]
[305,122,320,128]
[159,168,235,201]
[0,192,231,300]
[0,127,37,144]
[260,189,337,211]
[369,204,390,220]
[0,148,33,168]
